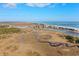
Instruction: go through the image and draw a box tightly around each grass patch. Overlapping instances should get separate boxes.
[0,28,21,39]
[0,28,20,34]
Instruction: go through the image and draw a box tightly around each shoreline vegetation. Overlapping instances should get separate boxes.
[0,22,79,56]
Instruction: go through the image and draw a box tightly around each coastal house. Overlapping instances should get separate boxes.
[32,23,46,29]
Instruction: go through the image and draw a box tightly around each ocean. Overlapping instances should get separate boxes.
[38,21,79,28]
[36,21,79,37]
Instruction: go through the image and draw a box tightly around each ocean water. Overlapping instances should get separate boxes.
[38,21,79,28]
[36,21,79,37]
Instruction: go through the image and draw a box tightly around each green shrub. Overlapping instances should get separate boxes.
[75,39,79,44]
[65,35,74,43]
[75,37,79,44]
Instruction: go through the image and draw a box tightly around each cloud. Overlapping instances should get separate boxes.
[25,3,51,7]
[3,3,16,8]
[2,3,67,8]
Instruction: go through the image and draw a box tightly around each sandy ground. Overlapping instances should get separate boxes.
[0,28,79,56]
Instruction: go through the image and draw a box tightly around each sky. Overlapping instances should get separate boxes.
[0,3,79,22]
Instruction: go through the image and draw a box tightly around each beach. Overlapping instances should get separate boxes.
[35,21,79,37]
